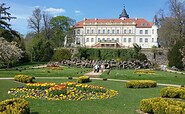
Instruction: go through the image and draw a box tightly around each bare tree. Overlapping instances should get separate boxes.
[42,11,52,39]
[28,8,42,38]
[157,0,185,47]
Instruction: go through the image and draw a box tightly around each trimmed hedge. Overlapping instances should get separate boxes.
[140,97,185,114]
[14,74,34,83]
[77,76,90,83]
[160,87,185,99]
[126,80,157,88]
[0,98,30,114]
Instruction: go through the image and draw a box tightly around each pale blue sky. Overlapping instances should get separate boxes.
[0,0,170,35]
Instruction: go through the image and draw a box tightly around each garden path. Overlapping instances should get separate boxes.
[0,77,181,87]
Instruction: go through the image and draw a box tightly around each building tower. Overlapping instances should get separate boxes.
[119,5,129,19]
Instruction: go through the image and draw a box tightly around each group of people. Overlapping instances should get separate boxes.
[94,63,110,73]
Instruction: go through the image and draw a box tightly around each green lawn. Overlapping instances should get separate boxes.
[100,69,185,85]
[0,66,92,77]
[0,79,163,114]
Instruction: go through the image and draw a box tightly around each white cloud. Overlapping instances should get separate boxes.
[74,10,81,14]
[45,8,66,14]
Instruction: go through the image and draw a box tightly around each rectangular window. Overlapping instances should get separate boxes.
[124,29,127,34]
[140,30,143,34]
[152,38,154,42]
[103,29,105,34]
[124,38,127,42]
[102,38,105,42]
[139,38,143,42]
[152,29,154,34]
[98,38,101,42]
[145,38,148,43]
[112,30,115,34]
[107,38,110,41]
[112,38,114,42]
[128,38,131,43]
[86,38,89,42]
[145,30,148,34]
[129,29,132,34]
[108,30,110,34]
[87,29,90,34]
[116,38,119,42]
[98,30,101,34]
[117,30,120,34]
[91,38,94,42]
[92,30,94,34]
[77,30,80,34]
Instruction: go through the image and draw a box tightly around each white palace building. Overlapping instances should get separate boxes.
[73,7,158,48]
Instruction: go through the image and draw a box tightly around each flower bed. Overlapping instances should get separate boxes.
[8,82,118,101]
[134,70,155,74]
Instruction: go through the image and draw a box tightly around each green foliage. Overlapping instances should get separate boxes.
[14,74,34,83]
[77,76,90,83]
[50,16,75,48]
[126,80,157,88]
[52,48,72,61]
[32,37,54,62]
[168,40,185,69]
[140,97,185,114]
[76,47,147,61]
[0,3,20,41]
[0,98,30,114]
[160,87,185,99]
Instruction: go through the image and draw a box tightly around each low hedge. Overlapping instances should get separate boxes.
[140,97,185,114]
[126,80,157,88]
[0,98,30,114]
[77,76,90,83]
[160,87,185,99]
[14,74,35,83]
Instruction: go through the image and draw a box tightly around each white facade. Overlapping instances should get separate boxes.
[74,18,158,49]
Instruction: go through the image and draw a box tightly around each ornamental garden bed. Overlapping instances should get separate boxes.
[8,81,118,101]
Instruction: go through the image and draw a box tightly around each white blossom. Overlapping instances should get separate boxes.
[0,37,23,67]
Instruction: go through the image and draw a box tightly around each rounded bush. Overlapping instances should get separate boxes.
[140,98,185,114]
[160,87,185,99]
[14,74,34,83]
[77,76,90,83]
[126,80,157,88]
[0,98,30,114]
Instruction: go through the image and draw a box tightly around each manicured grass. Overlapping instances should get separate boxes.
[0,67,92,77]
[100,69,185,85]
[0,79,163,114]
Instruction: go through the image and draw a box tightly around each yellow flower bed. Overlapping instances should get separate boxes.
[8,82,118,101]
[134,70,155,74]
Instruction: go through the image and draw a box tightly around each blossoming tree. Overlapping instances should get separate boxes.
[0,37,23,68]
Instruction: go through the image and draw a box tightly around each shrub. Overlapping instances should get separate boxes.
[168,40,185,69]
[77,76,90,83]
[14,74,34,83]
[52,48,72,62]
[0,98,30,114]
[160,87,185,99]
[126,80,157,88]
[140,97,185,114]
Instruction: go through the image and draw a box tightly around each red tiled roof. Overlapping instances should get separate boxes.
[74,18,152,28]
